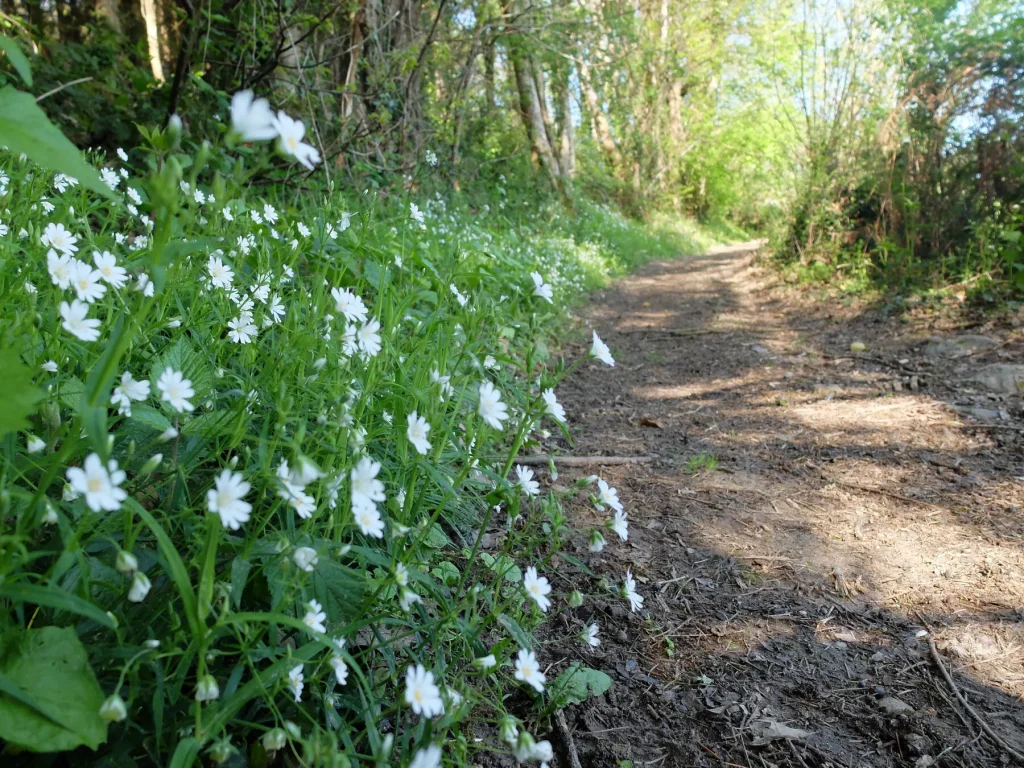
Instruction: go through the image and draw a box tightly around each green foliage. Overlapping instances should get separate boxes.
[550,662,613,707]
[0,627,108,752]
[0,348,44,438]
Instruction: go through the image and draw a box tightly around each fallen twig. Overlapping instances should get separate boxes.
[513,455,654,466]
[924,634,1024,763]
[827,479,945,509]
[555,709,584,768]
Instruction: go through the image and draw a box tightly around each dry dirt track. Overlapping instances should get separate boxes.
[542,243,1024,768]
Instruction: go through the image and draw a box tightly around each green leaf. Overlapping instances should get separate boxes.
[430,560,460,586]
[312,559,365,622]
[551,662,613,706]
[0,86,112,199]
[229,557,251,610]
[496,612,534,649]
[128,403,173,433]
[0,582,116,629]
[0,626,108,751]
[0,348,44,438]
[130,501,200,638]
[0,35,32,86]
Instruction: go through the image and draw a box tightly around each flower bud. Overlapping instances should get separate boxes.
[195,674,220,702]
[262,728,287,752]
[207,738,235,764]
[159,427,179,442]
[499,715,519,745]
[473,654,497,670]
[99,693,127,722]
[515,731,537,761]
[115,550,138,574]
[139,453,163,476]
[284,720,302,739]
[41,502,58,525]
[144,639,160,649]
[128,572,152,602]
[567,589,584,608]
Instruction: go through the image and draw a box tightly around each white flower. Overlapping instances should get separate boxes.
[207,255,234,289]
[273,112,321,169]
[159,426,179,442]
[431,369,454,400]
[623,569,644,612]
[302,599,327,634]
[484,354,498,369]
[611,509,628,541]
[338,212,352,231]
[100,167,121,190]
[279,481,316,519]
[157,369,195,413]
[330,287,368,324]
[350,457,385,509]
[128,571,152,602]
[591,331,615,366]
[356,318,382,357]
[93,251,128,288]
[425,149,438,166]
[115,550,137,573]
[474,654,497,670]
[409,745,442,768]
[41,222,78,255]
[68,260,105,304]
[589,530,606,552]
[195,675,220,702]
[297,222,311,237]
[477,381,508,429]
[330,654,349,685]
[399,587,422,611]
[597,478,623,512]
[404,664,444,718]
[515,465,540,497]
[136,273,155,296]
[268,294,285,323]
[531,740,554,766]
[409,202,425,225]
[287,664,304,702]
[293,546,318,572]
[513,648,546,693]
[111,371,151,416]
[66,453,127,512]
[406,412,432,455]
[41,360,58,373]
[53,173,78,194]
[523,566,551,612]
[26,435,46,453]
[582,622,600,648]
[263,203,278,223]
[531,272,553,303]
[230,90,277,141]
[228,315,258,344]
[207,469,252,530]
[542,388,565,423]
[354,502,385,538]
[46,249,74,289]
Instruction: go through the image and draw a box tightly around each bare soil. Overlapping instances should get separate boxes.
[537,244,1024,768]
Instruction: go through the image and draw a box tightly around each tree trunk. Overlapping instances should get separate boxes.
[511,44,563,189]
[578,55,621,173]
[555,70,575,179]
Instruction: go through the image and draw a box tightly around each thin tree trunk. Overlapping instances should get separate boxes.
[578,55,621,172]
[511,45,563,189]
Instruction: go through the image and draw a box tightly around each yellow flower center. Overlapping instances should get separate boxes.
[87,477,103,493]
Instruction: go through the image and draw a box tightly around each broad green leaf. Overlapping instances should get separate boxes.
[129,403,173,433]
[0,35,32,86]
[0,582,116,629]
[551,662,613,706]
[0,626,107,751]
[312,559,365,622]
[430,560,460,586]
[0,86,112,199]
[0,349,43,438]
[229,556,251,610]
[150,335,215,402]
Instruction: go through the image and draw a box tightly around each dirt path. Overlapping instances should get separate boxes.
[547,244,1024,768]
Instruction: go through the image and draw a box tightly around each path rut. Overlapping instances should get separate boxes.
[544,243,1024,768]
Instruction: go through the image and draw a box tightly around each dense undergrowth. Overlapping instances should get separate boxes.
[0,88,730,767]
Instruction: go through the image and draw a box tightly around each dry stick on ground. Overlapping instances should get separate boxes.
[513,455,654,466]
[924,634,1024,764]
[555,710,584,768]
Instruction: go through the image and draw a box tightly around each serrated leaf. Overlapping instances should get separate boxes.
[312,559,365,622]
[0,626,108,751]
[0,86,112,198]
[150,335,215,402]
[0,348,44,437]
[0,36,32,86]
[551,662,613,706]
[129,403,173,433]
